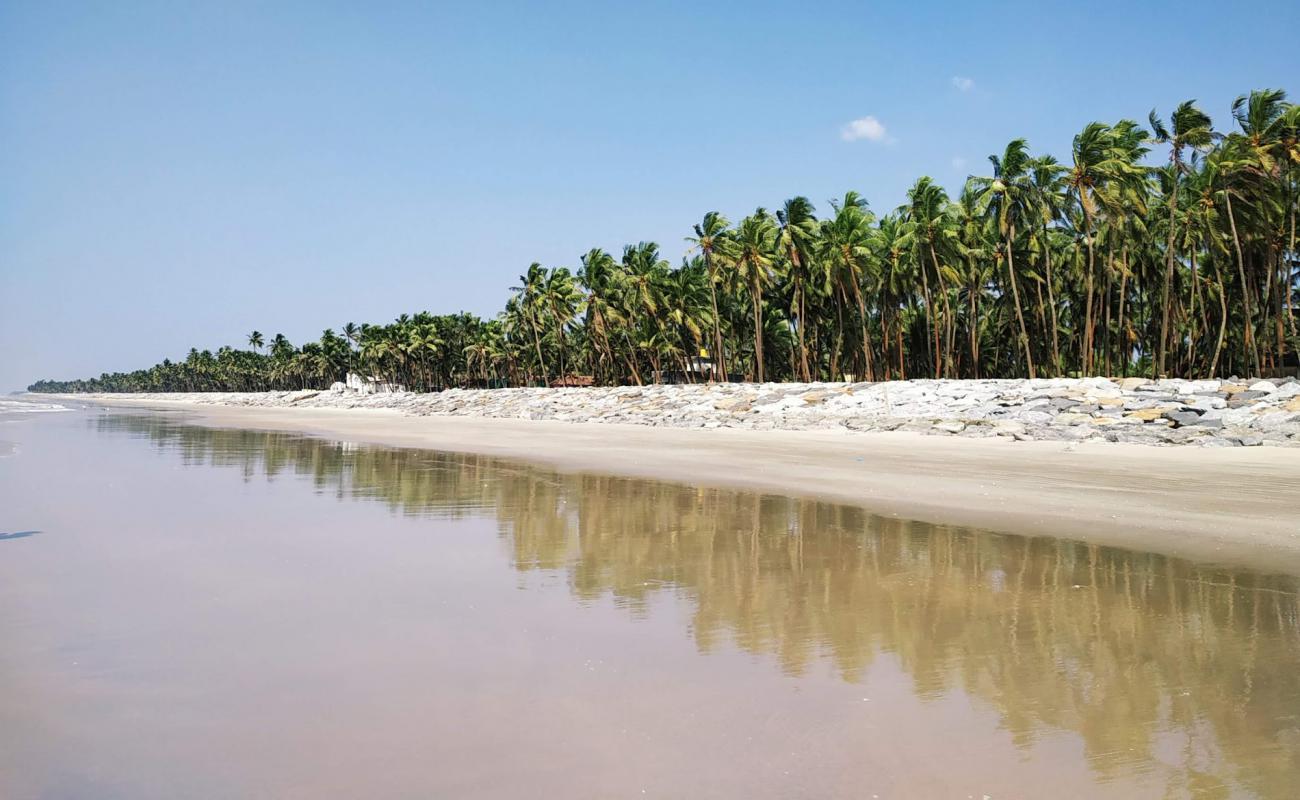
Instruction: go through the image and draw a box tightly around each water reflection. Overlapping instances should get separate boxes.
[96,413,1300,798]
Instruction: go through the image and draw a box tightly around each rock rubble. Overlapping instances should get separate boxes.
[73,376,1300,447]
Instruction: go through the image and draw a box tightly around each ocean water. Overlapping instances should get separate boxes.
[0,397,70,414]
[1,405,1298,798]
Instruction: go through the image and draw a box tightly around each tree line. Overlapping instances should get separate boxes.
[30,89,1299,394]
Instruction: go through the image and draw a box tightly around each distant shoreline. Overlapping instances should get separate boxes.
[40,383,1300,574]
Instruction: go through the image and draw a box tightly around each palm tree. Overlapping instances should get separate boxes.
[511,263,550,384]
[819,192,877,381]
[971,140,1036,377]
[577,248,624,383]
[1027,156,1067,372]
[775,197,819,381]
[726,209,778,382]
[1150,101,1214,376]
[904,177,961,376]
[542,267,582,382]
[687,212,736,380]
[661,258,712,381]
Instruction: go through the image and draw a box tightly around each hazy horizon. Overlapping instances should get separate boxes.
[3,0,1298,391]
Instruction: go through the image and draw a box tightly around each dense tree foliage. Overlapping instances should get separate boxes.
[30,90,1300,393]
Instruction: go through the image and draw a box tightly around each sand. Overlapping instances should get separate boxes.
[70,395,1300,573]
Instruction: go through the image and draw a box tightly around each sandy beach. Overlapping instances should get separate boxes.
[64,394,1300,573]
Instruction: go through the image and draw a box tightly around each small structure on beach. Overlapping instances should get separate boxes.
[340,372,405,395]
[654,350,718,384]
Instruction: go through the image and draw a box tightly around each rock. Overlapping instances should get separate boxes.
[1054,412,1091,425]
[102,377,1300,449]
[990,421,1026,437]
[1257,411,1299,428]
[713,398,752,413]
[1227,390,1266,407]
[1166,410,1222,428]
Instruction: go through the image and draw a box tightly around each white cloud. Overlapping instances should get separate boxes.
[951,156,967,170]
[840,116,888,143]
[951,76,974,92]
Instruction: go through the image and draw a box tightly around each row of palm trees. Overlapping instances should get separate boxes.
[30,89,1299,394]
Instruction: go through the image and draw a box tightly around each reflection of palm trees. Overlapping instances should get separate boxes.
[98,413,1300,798]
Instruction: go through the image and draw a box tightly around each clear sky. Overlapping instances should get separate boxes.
[2,0,1297,391]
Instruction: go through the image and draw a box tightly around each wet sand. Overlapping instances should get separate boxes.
[3,408,1299,798]
[84,397,1300,573]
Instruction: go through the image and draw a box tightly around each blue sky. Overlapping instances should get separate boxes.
[2,0,1297,390]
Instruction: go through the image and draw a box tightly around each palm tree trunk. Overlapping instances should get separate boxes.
[848,280,875,382]
[1186,247,1203,374]
[918,261,936,377]
[1158,162,1181,376]
[1081,198,1097,374]
[1117,247,1131,377]
[750,277,765,383]
[1103,243,1114,376]
[1005,227,1036,378]
[930,243,954,377]
[529,312,547,385]
[553,312,569,382]
[1272,245,1285,369]
[1042,226,1061,374]
[1033,279,1047,370]
[1209,253,1229,378]
[705,255,727,381]
[797,286,811,382]
[1224,190,1261,376]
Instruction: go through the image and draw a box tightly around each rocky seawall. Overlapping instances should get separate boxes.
[64,376,1300,448]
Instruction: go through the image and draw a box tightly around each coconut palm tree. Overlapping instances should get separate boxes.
[971,140,1036,377]
[511,263,550,384]
[687,212,736,380]
[727,209,779,382]
[1150,101,1215,376]
[775,197,820,381]
[818,192,878,381]
[542,267,582,382]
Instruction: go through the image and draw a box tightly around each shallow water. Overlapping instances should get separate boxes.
[1,406,1298,799]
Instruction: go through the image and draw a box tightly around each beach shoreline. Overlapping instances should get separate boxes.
[46,391,1300,574]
